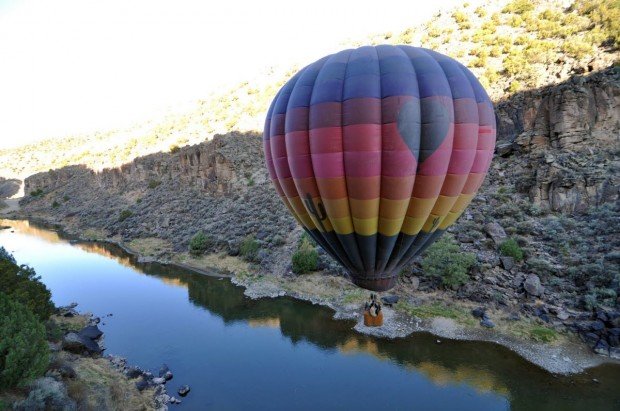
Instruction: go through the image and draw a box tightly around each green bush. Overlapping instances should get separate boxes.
[52,200,59,208]
[292,236,319,274]
[30,188,44,197]
[499,238,524,261]
[189,231,211,256]
[421,234,477,289]
[147,179,161,189]
[169,145,180,154]
[0,257,54,322]
[118,209,133,222]
[240,235,260,262]
[0,293,49,388]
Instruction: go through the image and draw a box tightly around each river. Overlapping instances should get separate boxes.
[1,220,619,410]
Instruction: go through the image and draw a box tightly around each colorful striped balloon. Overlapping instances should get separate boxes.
[263,45,496,291]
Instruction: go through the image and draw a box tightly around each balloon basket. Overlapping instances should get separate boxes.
[363,310,384,327]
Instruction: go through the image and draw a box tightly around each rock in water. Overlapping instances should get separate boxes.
[523,274,544,297]
[178,385,190,397]
[152,377,166,385]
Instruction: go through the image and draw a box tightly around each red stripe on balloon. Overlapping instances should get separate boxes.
[344,151,381,178]
[309,127,343,153]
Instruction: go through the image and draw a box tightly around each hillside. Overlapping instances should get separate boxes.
[0,0,618,180]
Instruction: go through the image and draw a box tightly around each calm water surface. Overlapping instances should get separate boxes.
[1,220,619,411]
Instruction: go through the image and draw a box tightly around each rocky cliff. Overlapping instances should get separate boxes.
[495,67,619,213]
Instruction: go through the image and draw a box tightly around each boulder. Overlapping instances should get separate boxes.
[125,367,143,379]
[381,295,399,306]
[523,274,544,297]
[480,318,496,328]
[484,222,507,245]
[79,325,103,340]
[152,377,166,385]
[593,340,610,356]
[471,307,486,319]
[136,379,149,392]
[500,256,515,271]
[62,332,102,355]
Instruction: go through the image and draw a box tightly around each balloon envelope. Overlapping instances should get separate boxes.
[263,45,495,291]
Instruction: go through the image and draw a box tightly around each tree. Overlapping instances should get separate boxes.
[0,293,49,387]
[0,258,54,322]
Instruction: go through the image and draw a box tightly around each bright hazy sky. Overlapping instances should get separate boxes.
[0,0,463,148]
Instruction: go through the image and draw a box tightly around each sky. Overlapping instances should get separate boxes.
[0,0,463,148]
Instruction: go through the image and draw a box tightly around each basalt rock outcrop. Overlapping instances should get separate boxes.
[495,67,619,213]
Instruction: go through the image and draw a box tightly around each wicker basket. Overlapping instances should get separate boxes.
[363,310,384,327]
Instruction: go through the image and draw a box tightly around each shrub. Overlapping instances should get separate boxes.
[292,236,319,274]
[118,209,133,222]
[0,293,49,388]
[63,195,70,202]
[147,179,161,189]
[502,0,535,15]
[189,231,210,256]
[30,188,44,197]
[421,234,476,289]
[240,235,260,261]
[52,200,59,208]
[499,238,524,261]
[169,145,180,154]
[0,257,54,321]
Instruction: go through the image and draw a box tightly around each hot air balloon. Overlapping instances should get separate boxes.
[263,45,496,292]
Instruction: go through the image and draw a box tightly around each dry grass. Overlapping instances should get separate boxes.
[63,353,155,411]
[175,251,250,275]
[127,237,172,256]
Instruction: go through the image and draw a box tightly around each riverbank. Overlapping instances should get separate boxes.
[3,213,617,376]
[0,306,163,411]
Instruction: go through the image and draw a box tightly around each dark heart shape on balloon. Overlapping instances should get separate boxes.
[397,98,451,164]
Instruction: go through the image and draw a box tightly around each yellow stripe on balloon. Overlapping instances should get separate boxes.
[430,195,459,216]
[405,197,437,218]
[379,198,410,219]
[452,193,475,213]
[352,217,379,236]
[349,198,380,219]
[378,217,405,236]
[401,216,427,236]
[422,214,444,233]
[438,210,463,230]
[330,216,355,235]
